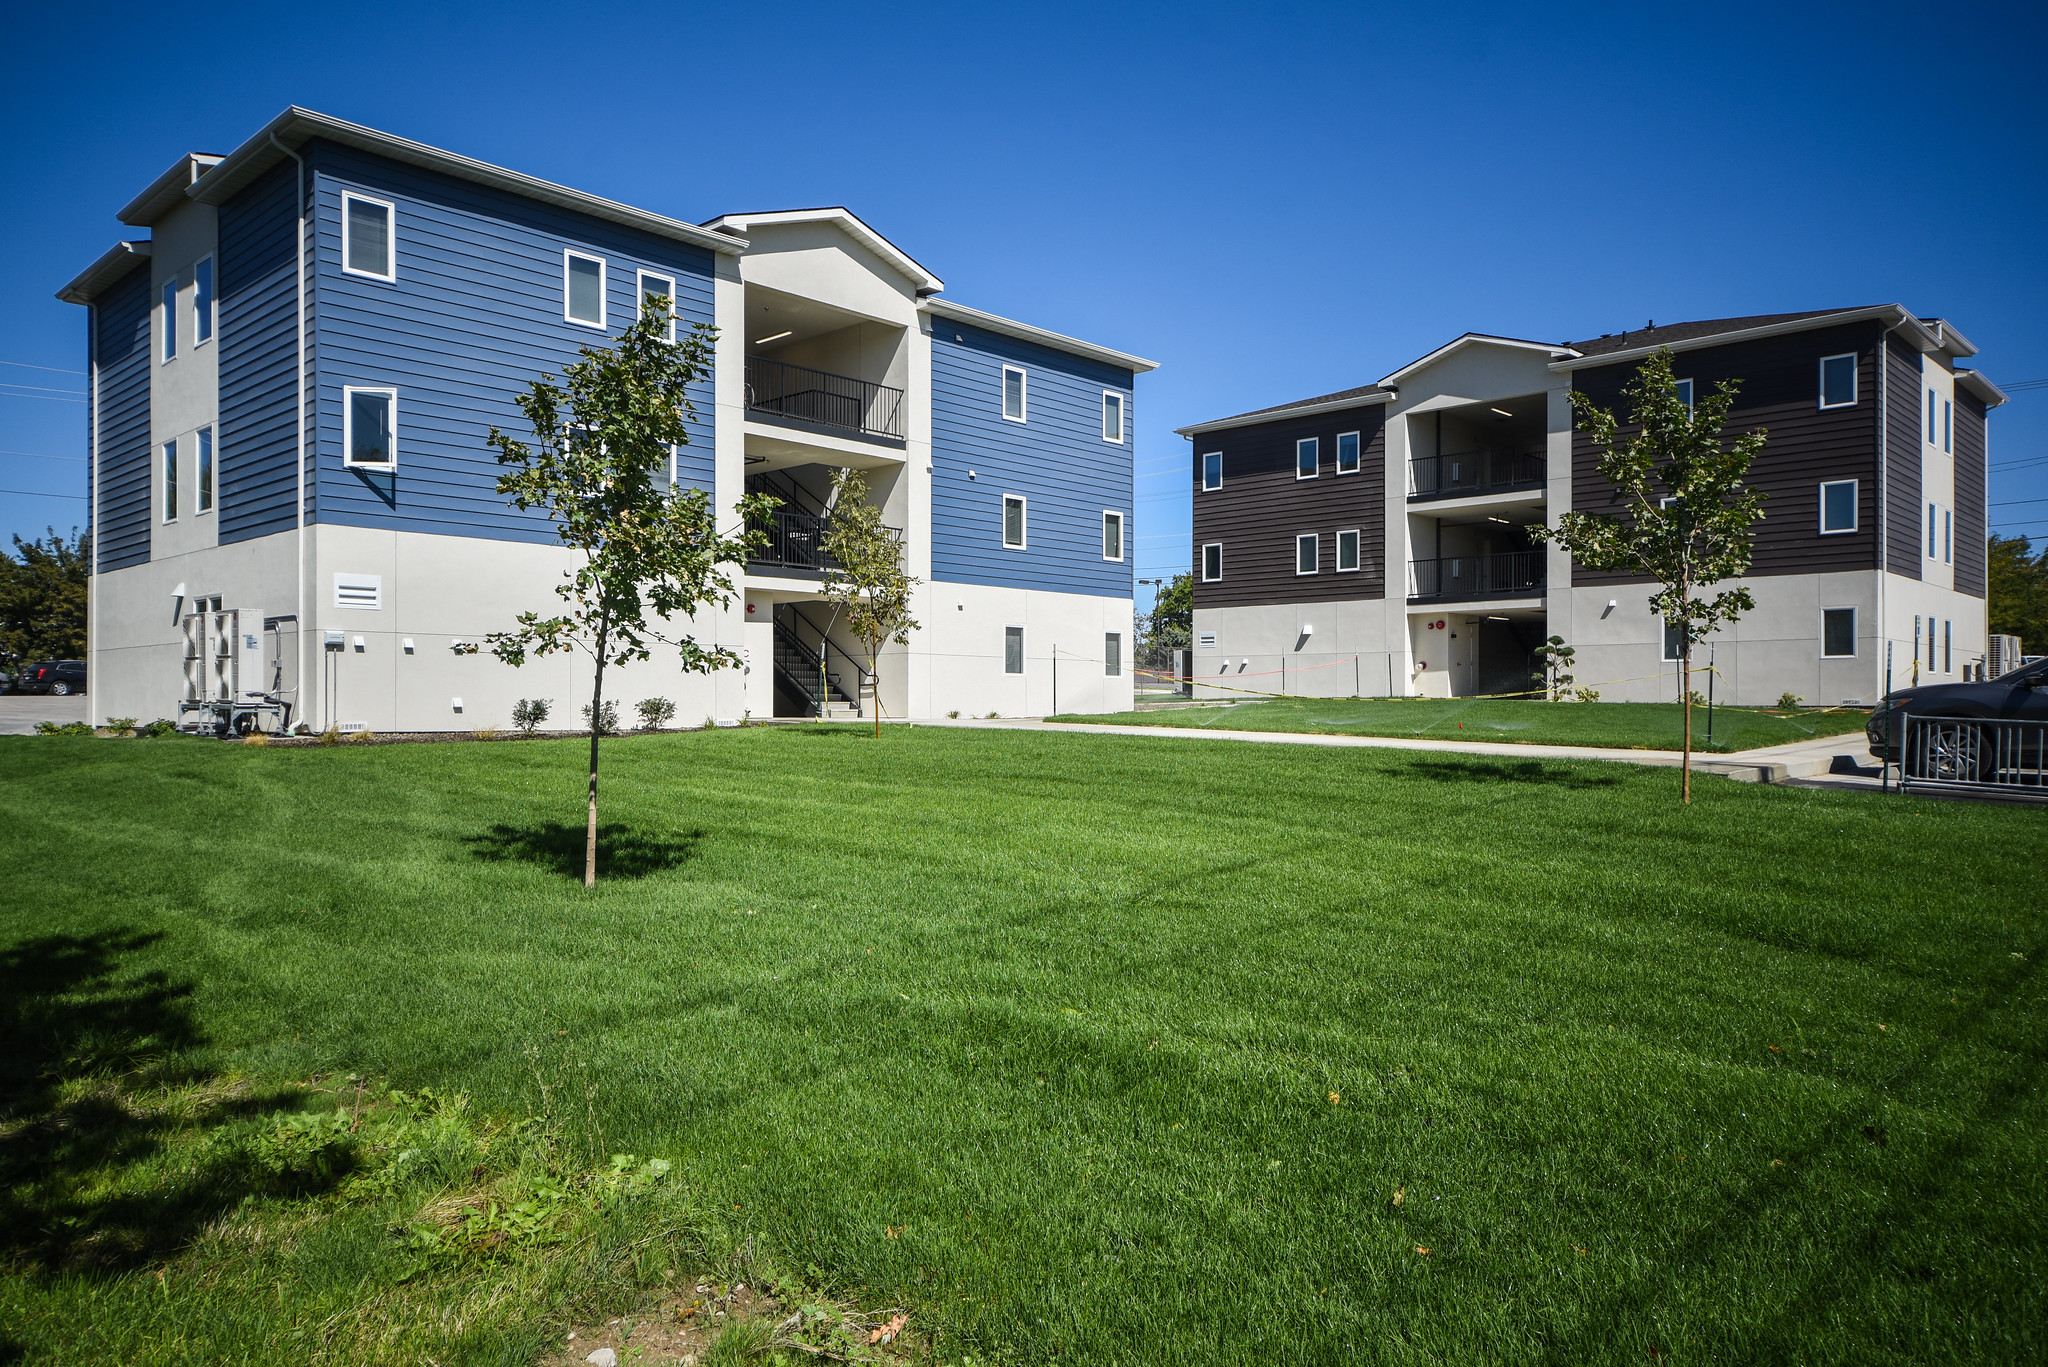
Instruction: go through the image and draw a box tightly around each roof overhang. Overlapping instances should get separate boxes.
[1173,389,1395,438]
[1381,333,1578,386]
[1921,318,1979,359]
[701,207,943,293]
[118,153,223,226]
[56,241,153,306]
[1552,305,1944,372]
[921,298,1158,374]
[187,107,747,256]
[1955,369,2008,409]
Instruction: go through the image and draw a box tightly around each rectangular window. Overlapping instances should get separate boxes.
[1927,388,1938,442]
[1818,353,1856,409]
[1296,533,1319,575]
[1928,502,1938,558]
[342,194,395,280]
[637,270,675,341]
[1944,509,1952,564]
[1822,607,1856,658]
[1944,619,1952,673]
[1296,438,1318,479]
[1201,542,1222,582]
[1819,479,1857,534]
[1202,451,1222,491]
[1002,494,1026,548]
[344,387,396,468]
[1943,399,1952,454]
[1663,618,1685,662]
[194,256,214,344]
[162,439,178,521]
[1004,625,1024,674]
[197,427,213,513]
[1336,528,1360,572]
[1002,366,1027,422]
[1336,431,1360,474]
[1102,391,1124,443]
[1674,378,1694,410]
[1101,511,1124,561]
[162,280,177,361]
[564,252,606,327]
[1104,632,1122,677]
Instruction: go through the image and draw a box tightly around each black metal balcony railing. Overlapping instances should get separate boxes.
[747,509,903,573]
[745,355,906,441]
[1407,551,1546,601]
[1409,449,1546,500]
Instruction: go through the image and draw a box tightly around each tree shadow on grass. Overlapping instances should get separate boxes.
[0,930,334,1275]
[464,822,703,880]
[1389,758,1624,789]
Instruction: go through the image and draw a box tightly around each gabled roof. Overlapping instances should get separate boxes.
[56,241,152,306]
[700,207,943,293]
[185,107,746,256]
[1173,384,1395,437]
[921,298,1158,374]
[1565,309,1881,359]
[118,153,223,226]
[1552,305,1975,371]
[1378,333,1577,386]
[1956,369,2008,408]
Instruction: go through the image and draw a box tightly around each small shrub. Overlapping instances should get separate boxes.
[986,711,1000,720]
[471,725,498,741]
[704,715,717,731]
[947,710,960,719]
[1778,691,1803,710]
[243,733,271,748]
[1684,690,1707,707]
[139,718,177,737]
[105,716,138,735]
[317,725,342,746]
[1572,688,1601,703]
[510,698,552,734]
[635,697,676,731]
[581,700,620,735]
[351,727,378,744]
[35,720,94,736]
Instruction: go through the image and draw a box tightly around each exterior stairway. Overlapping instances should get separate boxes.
[773,619,861,719]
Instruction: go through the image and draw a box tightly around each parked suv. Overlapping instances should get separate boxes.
[13,659,87,696]
[1867,656,2048,776]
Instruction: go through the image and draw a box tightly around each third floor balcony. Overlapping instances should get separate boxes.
[745,355,906,445]
[1409,449,1546,502]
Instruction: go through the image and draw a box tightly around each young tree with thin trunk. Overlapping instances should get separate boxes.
[818,468,919,737]
[464,298,770,884]
[1531,348,1767,803]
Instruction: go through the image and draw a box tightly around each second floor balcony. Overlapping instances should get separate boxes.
[1410,449,1545,501]
[745,355,906,444]
[1408,551,1546,602]
[746,507,904,575]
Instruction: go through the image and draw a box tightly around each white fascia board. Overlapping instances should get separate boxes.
[1173,390,1396,438]
[1954,369,2008,409]
[56,240,153,306]
[922,298,1159,374]
[117,153,226,227]
[1924,319,1979,359]
[1550,306,1936,373]
[703,208,944,293]
[188,107,747,257]
[1379,334,1578,386]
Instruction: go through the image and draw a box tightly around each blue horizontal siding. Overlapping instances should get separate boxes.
[219,158,304,545]
[305,140,716,544]
[929,319,1134,597]
[93,264,153,571]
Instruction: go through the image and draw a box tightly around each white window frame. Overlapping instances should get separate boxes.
[1001,494,1027,549]
[1102,391,1124,443]
[1818,478,1858,535]
[1944,508,1952,565]
[1002,366,1028,423]
[1201,451,1222,491]
[193,255,215,346]
[161,437,178,522]
[197,426,214,514]
[161,279,177,363]
[1295,437,1319,480]
[1335,528,1361,572]
[1104,631,1122,677]
[1927,388,1937,443]
[1942,398,1952,454]
[636,269,676,341]
[1201,542,1222,583]
[1335,431,1360,475]
[1295,532,1319,576]
[1927,501,1938,558]
[1101,510,1124,562]
[1820,606,1857,658]
[1818,352,1857,410]
[1003,624,1025,675]
[1673,378,1694,410]
[340,192,398,283]
[342,386,399,469]
[563,250,607,329]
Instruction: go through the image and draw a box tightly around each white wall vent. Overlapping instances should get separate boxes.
[334,573,383,610]
[1197,632,1217,650]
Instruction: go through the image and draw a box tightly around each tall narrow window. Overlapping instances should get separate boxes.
[197,427,213,513]
[1202,451,1222,491]
[565,252,605,327]
[1002,495,1026,548]
[1819,479,1858,534]
[162,440,178,521]
[1102,511,1124,561]
[1944,620,1952,673]
[1336,528,1360,572]
[1336,431,1360,474]
[1296,533,1319,575]
[342,194,395,280]
[1943,399,1952,453]
[1002,366,1027,422]
[1102,391,1124,443]
[1819,353,1856,409]
[1928,502,1938,558]
[344,388,396,468]
[1944,509,1952,564]
[162,280,177,361]
[1927,388,1938,443]
[1296,438,1318,479]
[1104,632,1122,676]
[1201,542,1222,582]
[1663,618,1685,662]
[1673,378,1694,410]
[638,270,675,341]
[194,257,214,344]
[1821,607,1856,658]
[1004,625,1024,674]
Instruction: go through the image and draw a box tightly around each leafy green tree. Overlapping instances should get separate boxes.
[1988,534,2048,654]
[819,468,919,737]
[464,298,770,885]
[0,528,89,674]
[1139,571,1193,673]
[1531,348,1767,803]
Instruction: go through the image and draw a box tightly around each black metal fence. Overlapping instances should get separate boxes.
[747,509,903,573]
[745,356,905,440]
[1407,551,1545,601]
[1409,449,1546,500]
[1892,712,2048,794]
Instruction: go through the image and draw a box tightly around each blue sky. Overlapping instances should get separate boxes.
[4,0,2044,607]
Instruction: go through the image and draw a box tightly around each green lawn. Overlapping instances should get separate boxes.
[1053,696,1873,752]
[3,727,2043,1366]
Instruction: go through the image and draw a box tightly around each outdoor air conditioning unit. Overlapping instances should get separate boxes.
[1987,634,2023,678]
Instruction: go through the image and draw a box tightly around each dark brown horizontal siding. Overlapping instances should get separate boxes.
[1568,321,1884,587]
[1883,331,1923,580]
[1191,406,1387,608]
[1954,390,1987,598]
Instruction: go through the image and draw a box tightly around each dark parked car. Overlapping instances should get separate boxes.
[1868,656,2048,778]
[13,659,87,696]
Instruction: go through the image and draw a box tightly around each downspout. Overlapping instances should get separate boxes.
[272,133,310,728]
[1875,331,1888,702]
[87,302,98,724]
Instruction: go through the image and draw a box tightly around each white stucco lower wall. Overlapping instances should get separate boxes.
[915,580,1134,718]
[1191,599,1404,700]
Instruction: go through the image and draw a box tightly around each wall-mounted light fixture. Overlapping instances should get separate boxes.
[1489,407,1512,417]
[752,330,793,345]
[451,697,463,712]
[352,635,365,652]
[1486,516,1511,524]
[402,638,416,654]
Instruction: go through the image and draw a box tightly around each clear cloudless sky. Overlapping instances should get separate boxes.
[4,0,2045,610]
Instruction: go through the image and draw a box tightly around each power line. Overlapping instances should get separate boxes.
[0,488,85,500]
[0,359,85,376]
[0,449,86,462]
[0,390,86,404]
[2001,377,2048,392]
